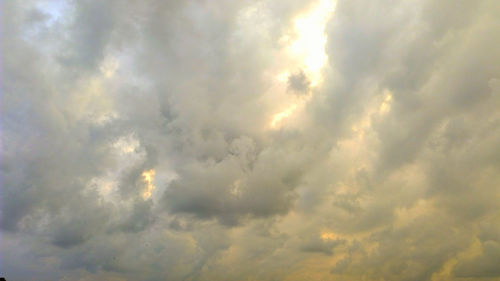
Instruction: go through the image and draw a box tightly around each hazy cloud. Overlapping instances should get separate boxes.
[2,0,500,280]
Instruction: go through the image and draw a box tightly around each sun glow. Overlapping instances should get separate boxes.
[269,0,336,129]
[289,0,336,86]
[141,169,156,199]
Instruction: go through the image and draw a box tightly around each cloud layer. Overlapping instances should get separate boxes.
[2,0,500,280]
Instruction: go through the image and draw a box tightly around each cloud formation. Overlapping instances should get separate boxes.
[2,0,500,280]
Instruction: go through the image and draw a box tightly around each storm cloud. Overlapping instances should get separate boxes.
[2,0,500,280]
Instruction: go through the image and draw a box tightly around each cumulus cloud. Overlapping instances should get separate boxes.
[2,0,500,280]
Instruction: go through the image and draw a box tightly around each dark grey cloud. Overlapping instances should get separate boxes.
[288,70,310,93]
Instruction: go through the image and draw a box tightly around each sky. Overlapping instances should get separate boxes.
[1,0,500,280]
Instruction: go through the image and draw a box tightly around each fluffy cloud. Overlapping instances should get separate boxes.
[2,0,500,280]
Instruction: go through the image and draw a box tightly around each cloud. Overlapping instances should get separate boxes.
[2,0,500,280]
[288,70,311,93]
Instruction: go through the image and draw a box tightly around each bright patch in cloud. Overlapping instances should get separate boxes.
[271,103,298,128]
[270,0,336,129]
[289,0,336,86]
[142,169,156,200]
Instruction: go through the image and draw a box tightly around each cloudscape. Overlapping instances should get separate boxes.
[2,0,500,280]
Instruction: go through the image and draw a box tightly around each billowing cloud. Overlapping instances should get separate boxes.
[2,0,500,280]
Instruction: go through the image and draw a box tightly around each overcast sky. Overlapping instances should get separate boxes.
[2,0,500,280]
